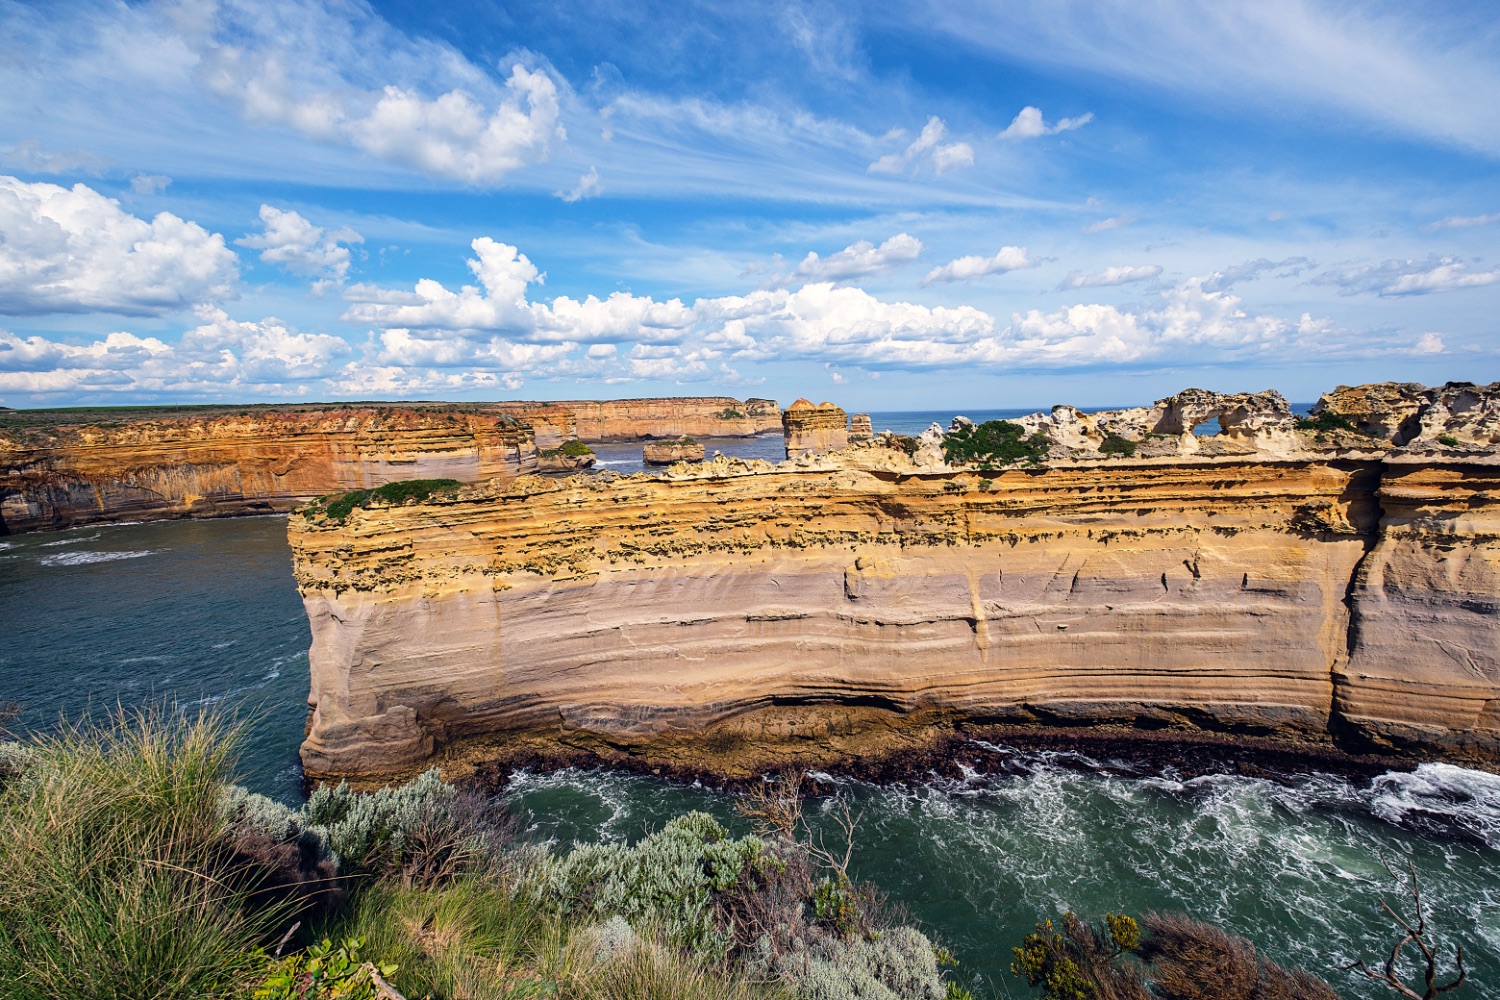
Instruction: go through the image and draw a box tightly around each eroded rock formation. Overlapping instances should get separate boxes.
[783,399,849,458]
[290,384,1500,782]
[0,406,537,533]
[643,438,705,465]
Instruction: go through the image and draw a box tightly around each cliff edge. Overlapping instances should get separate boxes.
[289,382,1500,783]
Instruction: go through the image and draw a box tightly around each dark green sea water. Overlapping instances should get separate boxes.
[2,513,1495,998]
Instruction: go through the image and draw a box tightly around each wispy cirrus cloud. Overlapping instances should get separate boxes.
[1082,215,1135,233]
[1198,256,1310,293]
[913,0,1500,156]
[1421,212,1500,232]
[1314,256,1500,297]
[1056,264,1161,290]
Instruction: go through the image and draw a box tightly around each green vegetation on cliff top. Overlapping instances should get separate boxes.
[308,479,464,523]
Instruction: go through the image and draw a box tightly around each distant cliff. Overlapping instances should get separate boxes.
[0,396,783,533]
[289,382,1500,784]
[493,397,780,446]
[0,405,536,533]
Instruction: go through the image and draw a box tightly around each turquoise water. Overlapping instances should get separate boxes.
[1,507,1493,998]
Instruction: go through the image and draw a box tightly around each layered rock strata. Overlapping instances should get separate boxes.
[291,422,1500,782]
[0,406,536,533]
[783,399,849,458]
[643,438,705,465]
[493,397,780,445]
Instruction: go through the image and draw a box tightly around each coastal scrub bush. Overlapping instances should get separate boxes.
[1098,433,1136,458]
[527,811,764,961]
[317,478,463,521]
[1009,910,1339,1000]
[306,769,511,886]
[1438,434,1460,447]
[0,708,281,1000]
[1295,411,1361,434]
[540,439,595,458]
[719,408,748,420]
[941,420,1050,468]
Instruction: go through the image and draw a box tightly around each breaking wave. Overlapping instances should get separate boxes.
[37,549,157,567]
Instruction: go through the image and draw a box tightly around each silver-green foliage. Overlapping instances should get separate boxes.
[305,768,456,874]
[786,927,946,1000]
[529,812,763,960]
[219,784,332,861]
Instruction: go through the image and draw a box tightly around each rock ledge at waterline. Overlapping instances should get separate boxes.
[290,382,1500,783]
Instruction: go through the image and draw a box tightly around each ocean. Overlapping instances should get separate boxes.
[1,404,1489,997]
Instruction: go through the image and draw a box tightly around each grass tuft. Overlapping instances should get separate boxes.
[0,707,282,1000]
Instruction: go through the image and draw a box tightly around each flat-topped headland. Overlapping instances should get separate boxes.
[0,396,778,532]
[288,381,1500,785]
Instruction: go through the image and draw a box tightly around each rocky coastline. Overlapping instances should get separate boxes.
[0,396,777,532]
[290,382,1500,786]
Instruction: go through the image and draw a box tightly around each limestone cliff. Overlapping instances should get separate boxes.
[289,400,1500,782]
[0,395,785,533]
[0,405,536,533]
[493,397,780,446]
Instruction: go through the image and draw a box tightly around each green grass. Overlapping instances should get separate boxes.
[0,708,278,1000]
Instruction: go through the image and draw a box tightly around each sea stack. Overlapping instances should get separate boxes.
[782,399,849,458]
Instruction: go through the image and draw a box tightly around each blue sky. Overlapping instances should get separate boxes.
[0,0,1497,410]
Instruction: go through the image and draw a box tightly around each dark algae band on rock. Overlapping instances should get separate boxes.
[289,381,1500,786]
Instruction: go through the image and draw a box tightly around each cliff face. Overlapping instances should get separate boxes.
[0,406,536,533]
[290,443,1500,783]
[783,399,850,458]
[1340,462,1500,756]
[493,397,781,446]
[0,395,786,533]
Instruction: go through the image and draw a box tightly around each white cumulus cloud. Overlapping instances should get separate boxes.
[922,246,1038,285]
[343,236,696,347]
[237,205,363,290]
[998,106,1093,140]
[557,166,602,203]
[869,117,974,175]
[0,307,350,398]
[194,4,563,186]
[0,175,238,316]
[789,233,924,284]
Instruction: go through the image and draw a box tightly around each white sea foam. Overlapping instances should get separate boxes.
[1369,763,1500,848]
[38,533,100,547]
[38,549,155,567]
